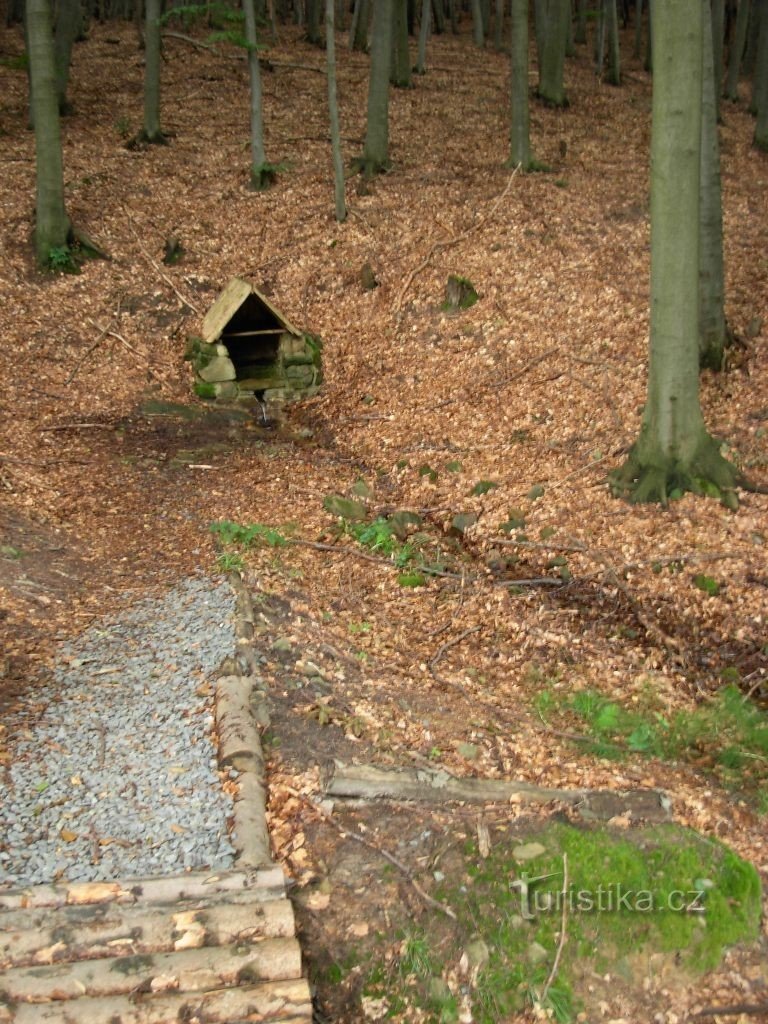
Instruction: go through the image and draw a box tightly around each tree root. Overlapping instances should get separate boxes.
[610,434,741,509]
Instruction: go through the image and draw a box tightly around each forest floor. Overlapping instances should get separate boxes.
[1,15,768,1023]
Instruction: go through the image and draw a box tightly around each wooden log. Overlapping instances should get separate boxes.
[324,764,672,821]
[7,978,312,1023]
[233,771,272,868]
[0,892,296,969]
[0,867,285,911]
[216,675,262,769]
[0,938,302,1003]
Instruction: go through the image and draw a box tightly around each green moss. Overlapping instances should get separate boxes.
[194,380,217,400]
[359,823,759,1023]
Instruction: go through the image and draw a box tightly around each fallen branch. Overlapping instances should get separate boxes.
[125,218,200,314]
[297,791,457,920]
[64,318,115,385]
[324,763,673,822]
[692,1004,768,1019]
[163,29,217,50]
[39,423,114,432]
[394,165,520,313]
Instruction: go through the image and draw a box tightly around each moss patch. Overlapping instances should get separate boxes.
[360,823,761,1022]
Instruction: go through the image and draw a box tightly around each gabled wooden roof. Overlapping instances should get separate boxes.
[202,278,301,344]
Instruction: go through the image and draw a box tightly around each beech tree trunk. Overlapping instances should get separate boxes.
[140,0,165,142]
[349,0,370,49]
[611,0,739,507]
[361,0,393,175]
[243,0,273,188]
[416,0,429,72]
[53,0,80,112]
[605,0,621,85]
[509,0,533,169]
[575,0,588,44]
[326,0,346,220]
[725,0,750,100]
[493,0,503,50]
[711,0,724,106]
[753,0,768,145]
[538,0,569,105]
[27,0,71,266]
[699,3,729,369]
[391,0,411,84]
[471,0,484,46]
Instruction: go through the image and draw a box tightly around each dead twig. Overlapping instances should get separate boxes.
[87,319,169,386]
[299,792,457,920]
[487,348,558,391]
[429,625,481,687]
[539,852,568,1008]
[395,165,520,313]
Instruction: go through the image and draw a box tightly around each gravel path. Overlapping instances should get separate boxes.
[0,575,238,887]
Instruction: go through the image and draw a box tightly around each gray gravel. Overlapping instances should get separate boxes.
[0,575,238,887]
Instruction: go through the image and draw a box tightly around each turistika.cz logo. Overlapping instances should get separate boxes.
[510,872,708,920]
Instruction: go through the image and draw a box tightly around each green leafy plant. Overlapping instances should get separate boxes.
[694,573,721,596]
[46,245,79,274]
[555,685,768,793]
[217,552,244,572]
[0,52,28,70]
[114,115,132,138]
[343,518,417,569]
[210,520,287,548]
[470,480,498,496]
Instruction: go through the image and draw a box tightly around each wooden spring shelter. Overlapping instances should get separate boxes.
[187,279,322,403]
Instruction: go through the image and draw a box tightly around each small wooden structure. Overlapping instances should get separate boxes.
[0,867,312,1023]
[187,279,322,404]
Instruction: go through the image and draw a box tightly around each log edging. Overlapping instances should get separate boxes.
[219,572,273,868]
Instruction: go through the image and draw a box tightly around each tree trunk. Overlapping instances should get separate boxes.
[140,0,165,142]
[493,0,503,50]
[538,0,570,105]
[433,0,445,33]
[326,0,346,220]
[634,0,643,58]
[605,0,621,84]
[711,0,725,105]
[752,0,768,143]
[575,0,587,44]
[349,0,370,50]
[509,0,533,168]
[611,0,739,507]
[306,0,323,44]
[415,0,430,72]
[699,1,729,369]
[391,0,411,84]
[361,0,393,175]
[725,0,750,99]
[595,0,606,75]
[471,0,484,46]
[243,0,273,188]
[53,0,80,113]
[644,0,652,71]
[27,0,71,266]
[533,0,546,65]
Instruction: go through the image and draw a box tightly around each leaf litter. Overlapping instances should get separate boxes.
[0,14,767,1023]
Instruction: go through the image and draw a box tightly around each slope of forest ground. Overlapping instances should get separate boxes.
[1,16,768,1022]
